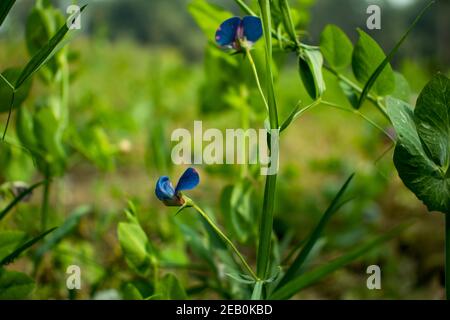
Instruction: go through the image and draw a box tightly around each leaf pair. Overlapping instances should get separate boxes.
[320,2,433,110]
[320,24,394,106]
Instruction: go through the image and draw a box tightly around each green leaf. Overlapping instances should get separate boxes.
[122,283,144,300]
[339,81,359,109]
[117,213,153,276]
[0,68,32,113]
[352,29,395,99]
[33,104,67,175]
[15,4,86,89]
[16,105,38,149]
[320,24,353,70]
[387,74,449,214]
[276,173,355,289]
[159,273,188,300]
[415,75,449,169]
[357,2,434,108]
[71,125,115,171]
[25,2,61,55]
[270,224,410,299]
[251,281,264,300]
[391,72,412,103]
[299,48,326,99]
[35,205,91,259]
[0,268,34,299]
[280,100,322,133]
[0,0,16,27]
[353,1,434,108]
[0,227,57,266]
[0,231,26,261]
[25,3,63,83]
[0,181,45,222]
[225,272,255,284]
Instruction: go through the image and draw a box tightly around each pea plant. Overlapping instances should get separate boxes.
[117,0,448,300]
[0,0,86,298]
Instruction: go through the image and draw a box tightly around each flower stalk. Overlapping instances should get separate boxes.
[189,200,259,281]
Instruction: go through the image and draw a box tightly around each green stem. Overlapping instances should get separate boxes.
[41,170,51,231]
[192,203,259,281]
[446,214,450,300]
[2,91,15,140]
[321,100,395,142]
[323,65,390,121]
[257,174,277,278]
[0,73,15,91]
[256,0,279,281]
[246,48,269,112]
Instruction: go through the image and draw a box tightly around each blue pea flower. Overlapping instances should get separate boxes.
[155,167,200,206]
[215,16,263,51]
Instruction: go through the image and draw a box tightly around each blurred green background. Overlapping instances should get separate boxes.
[0,0,449,299]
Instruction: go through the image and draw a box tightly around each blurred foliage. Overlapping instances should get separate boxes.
[0,0,448,300]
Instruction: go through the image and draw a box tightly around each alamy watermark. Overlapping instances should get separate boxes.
[366,5,381,30]
[366,265,381,290]
[171,121,279,176]
[66,265,81,290]
[66,5,82,30]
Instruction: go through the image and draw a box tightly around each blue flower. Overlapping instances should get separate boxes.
[155,168,200,206]
[215,16,263,51]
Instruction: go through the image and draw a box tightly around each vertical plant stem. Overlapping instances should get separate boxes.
[192,203,259,281]
[2,91,15,140]
[41,169,51,231]
[446,214,450,300]
[257,174,277,278]
[257,0,279,280]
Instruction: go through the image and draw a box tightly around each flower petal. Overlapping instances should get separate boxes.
[155,176,176,201]
[215,16,241,47]
[175,168,200,193]
[242,16,263,43]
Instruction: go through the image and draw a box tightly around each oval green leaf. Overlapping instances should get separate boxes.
[386,75,449,213]
[320,24,353,70]
[352,29,395,97]
[299,48,326,99]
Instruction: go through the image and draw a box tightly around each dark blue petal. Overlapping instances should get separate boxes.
[175,167,200,193]
[155,176,176,201]
[242,16,263,43]
[215,17,241,47]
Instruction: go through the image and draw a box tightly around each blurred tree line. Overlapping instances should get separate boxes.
[1,0,448,67]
